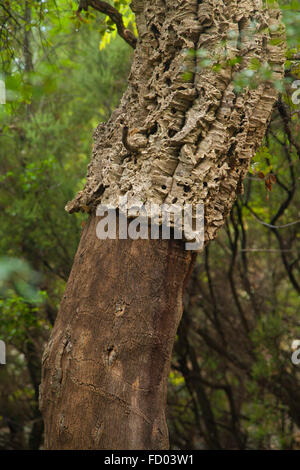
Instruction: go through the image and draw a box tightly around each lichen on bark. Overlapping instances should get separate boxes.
[66,0,286,244]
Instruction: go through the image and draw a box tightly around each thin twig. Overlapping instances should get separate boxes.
[77,0,137,49]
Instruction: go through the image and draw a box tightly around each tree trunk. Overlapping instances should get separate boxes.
[40,215,194,449]
[40,0,285,449]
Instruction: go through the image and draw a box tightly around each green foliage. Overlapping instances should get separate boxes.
[0,294,45,343]
[0,257,43,302]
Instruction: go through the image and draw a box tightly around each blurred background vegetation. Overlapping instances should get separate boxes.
[0,0,299,450]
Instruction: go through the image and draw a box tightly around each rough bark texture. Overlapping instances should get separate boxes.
[40,216,194,449]
[66,0,285,242]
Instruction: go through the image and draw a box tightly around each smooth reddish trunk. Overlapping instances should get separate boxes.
[40,214,194,449]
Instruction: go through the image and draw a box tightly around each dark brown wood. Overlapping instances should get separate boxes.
[40,214,193,449]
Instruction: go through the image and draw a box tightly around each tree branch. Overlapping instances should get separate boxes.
[77,0,137,49]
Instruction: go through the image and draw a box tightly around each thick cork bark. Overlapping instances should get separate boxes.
[40,216,194,449]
